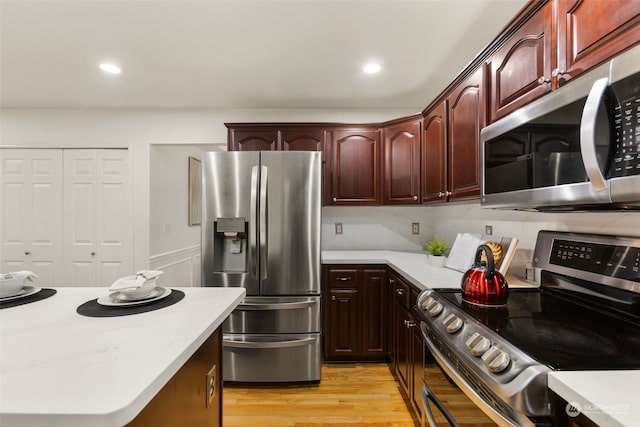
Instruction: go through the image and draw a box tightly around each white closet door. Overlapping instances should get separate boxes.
[63,149,132,286]
[0,149,64,284]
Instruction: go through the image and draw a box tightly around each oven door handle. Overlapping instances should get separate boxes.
[421,324,520,427]
[421,384,460,427]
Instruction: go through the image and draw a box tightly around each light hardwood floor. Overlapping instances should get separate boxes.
[223,363,496,427]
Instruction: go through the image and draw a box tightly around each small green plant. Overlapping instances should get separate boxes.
[423,235,449,256]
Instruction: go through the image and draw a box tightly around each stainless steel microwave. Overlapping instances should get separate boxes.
[481,43,640,211]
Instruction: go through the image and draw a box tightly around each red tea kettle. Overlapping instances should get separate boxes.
[461,244,509,307]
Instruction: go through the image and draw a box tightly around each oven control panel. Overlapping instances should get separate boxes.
[550,238,640,280]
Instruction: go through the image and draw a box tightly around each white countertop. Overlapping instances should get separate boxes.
[0,287,245,427]
[322,250,537,290]
[549,371,640,427]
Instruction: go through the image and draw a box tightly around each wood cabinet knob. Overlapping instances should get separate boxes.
[537,75,550,85]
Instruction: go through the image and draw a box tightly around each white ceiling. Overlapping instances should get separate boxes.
[0,0,528,111]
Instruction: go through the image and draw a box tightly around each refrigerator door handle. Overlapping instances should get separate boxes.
[236,300,317,310]
[249,165,259,280]
[223,337,316,349]
[259,165,268,280]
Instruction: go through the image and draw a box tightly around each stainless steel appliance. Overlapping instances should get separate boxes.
[202,151,322,383]
[416,230,640,426]
[481,43,640,211]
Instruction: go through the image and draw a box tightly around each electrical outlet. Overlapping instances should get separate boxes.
[205,365,217,408]
[412,223,420,235]
[335,223,343,235]
[485,225,493,235]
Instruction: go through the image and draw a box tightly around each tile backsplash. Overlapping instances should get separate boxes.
[322,202,639,278]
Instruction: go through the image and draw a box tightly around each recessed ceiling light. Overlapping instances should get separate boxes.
[99,63,121,74]
[363,63,381,74]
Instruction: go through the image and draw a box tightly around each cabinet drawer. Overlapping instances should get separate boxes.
[391,277,410,308]
[328,269,359,288]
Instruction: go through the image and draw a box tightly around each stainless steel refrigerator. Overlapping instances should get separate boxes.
[202,151,322,383]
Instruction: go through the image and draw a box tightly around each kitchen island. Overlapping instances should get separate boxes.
[0,286,245,427]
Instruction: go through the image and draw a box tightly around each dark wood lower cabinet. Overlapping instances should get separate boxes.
[324,265,425,422]
[127,327,222,427]
[323,265,388,361]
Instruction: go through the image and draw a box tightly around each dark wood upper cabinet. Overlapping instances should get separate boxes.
[422,101,448,203]
[329,128,381,205]
[227,127,278,151]
[487,0,553,122]
[487,0,640,122]
[280,128,325,151]
[556,0,640,87]
[446,66,484,200]
[382,119,421,205]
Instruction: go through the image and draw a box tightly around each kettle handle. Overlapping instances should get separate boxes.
[475,245,495,280]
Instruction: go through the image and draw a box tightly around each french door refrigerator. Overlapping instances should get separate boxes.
[202,151,322,383]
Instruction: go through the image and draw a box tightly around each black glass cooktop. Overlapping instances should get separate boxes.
[438,287,640,370]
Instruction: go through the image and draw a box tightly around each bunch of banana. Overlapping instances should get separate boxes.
[480,241,503,264]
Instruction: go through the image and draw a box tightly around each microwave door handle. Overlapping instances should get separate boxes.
[249,165,259,280]
[259,165,268,280]
[580,77,609,192]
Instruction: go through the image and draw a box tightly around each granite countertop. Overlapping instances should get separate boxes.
[322,250,537,290]
[0,286,245,427]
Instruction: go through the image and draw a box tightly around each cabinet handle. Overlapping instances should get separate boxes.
[332,197,337,203]
[396,288,405,295]
[24,251,31,255]
[438,192,445,197]
[91,251,96,256]
[552,68,565,78]
[445,191,452,196]
[413,195,418,201]
[389,279,395,285]
[537,75,550,85]
[332,295,336,301]
[407,320,416,328]
[337,277,351,281]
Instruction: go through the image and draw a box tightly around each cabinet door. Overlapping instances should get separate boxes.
[361,269,388,358]
[557,0,640,87]
[0,149,64,284]
[487,1,553,122]
[326,288,360,359]
[422,102,448,203]
[329,129,381,205]
[280,128,325,151]
[382,120,421,204]
[228,128,278,151]
[395,304,412,393]
[447,66,484,200]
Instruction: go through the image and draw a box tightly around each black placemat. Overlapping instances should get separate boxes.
[76,289,185,317]
[0,288,57,309]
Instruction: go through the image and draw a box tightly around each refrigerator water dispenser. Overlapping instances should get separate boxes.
[214,218,247,272]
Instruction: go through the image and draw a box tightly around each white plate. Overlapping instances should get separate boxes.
[97,287,172,307]
[0,285,41,302]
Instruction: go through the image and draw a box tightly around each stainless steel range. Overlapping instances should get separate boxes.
[416,230,640,427]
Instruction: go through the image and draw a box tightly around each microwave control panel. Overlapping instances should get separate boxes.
[612,93,640,177]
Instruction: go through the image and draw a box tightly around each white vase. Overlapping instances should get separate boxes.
[428,254,445,268]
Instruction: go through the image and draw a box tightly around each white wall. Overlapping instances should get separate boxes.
[322,202,640,279]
